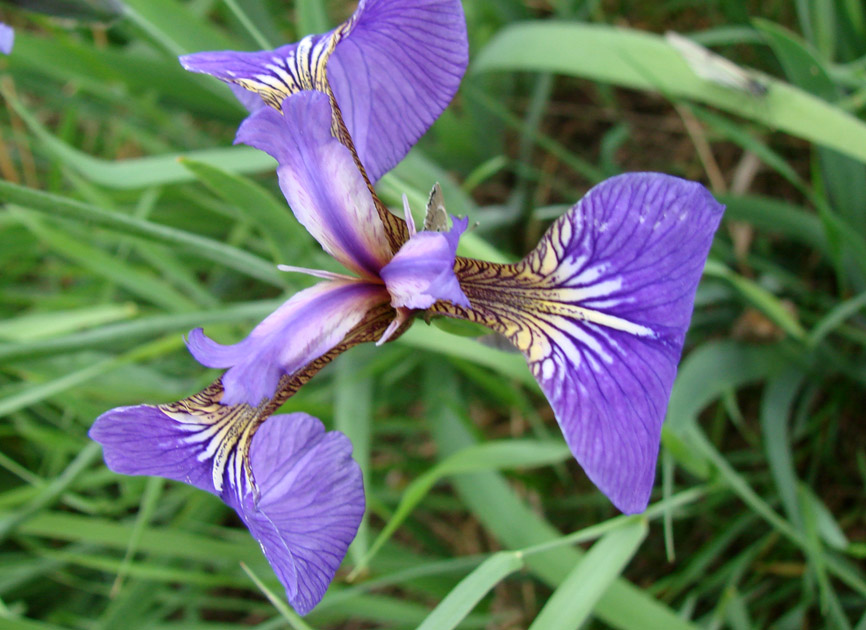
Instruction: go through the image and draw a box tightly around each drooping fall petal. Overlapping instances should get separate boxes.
[236,92,393,278]
[90,399,363,616]
[179,0,467,183]
[430,173,725,513]
[232,413,364,615]
[89,402,224,495]
[187,279,388,406]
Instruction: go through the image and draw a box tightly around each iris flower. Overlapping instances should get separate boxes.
[217,87,724,515]
[91,0,725,616]
[0,22,13,55]
[91,0,470,616]
[177,0,725,515]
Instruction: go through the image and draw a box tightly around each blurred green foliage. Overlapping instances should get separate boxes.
[0,0,865,628]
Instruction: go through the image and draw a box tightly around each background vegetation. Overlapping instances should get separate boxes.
[1,0,865,628]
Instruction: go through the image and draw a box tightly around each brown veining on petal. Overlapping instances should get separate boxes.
[429,245,647,369]
[159,303,403,501]
[261,302,403,415]
[326,92,409,254]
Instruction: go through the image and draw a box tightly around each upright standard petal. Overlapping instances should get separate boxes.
[187,278,389,406]
[0,23,13,55]
[236,92,393,278]
[429,173,724,513]
[231,413,364,615]
[180,0,467,183]
[380,216,470,310]
[91,394,363,616]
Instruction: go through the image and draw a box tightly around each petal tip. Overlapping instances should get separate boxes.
[242,413,365,614]
[0,23,13,55]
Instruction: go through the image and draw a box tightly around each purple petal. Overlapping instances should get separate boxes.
[91,404,364,616]
[229,83,265,113]
[520,173,724,513]
[178,33,330,110]
[0,23,14,55]
[380,216,469,310]
[230,413,364,615]
[327,0,468,181]
[235,92,392,278]
[187,279,388,406]
[89,404,219,495]
[180,0,467,182]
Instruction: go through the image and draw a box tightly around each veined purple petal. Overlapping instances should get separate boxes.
[431,173,724,513]
[236,92,392,278]
[230,413,364,615]
[0,23,14,55]
[327,0,468,182]
[89,404,219,494]
[380,216,469,310]
[179,0,467,182]
[187,279,389,406]
[521,173,724,513]
[179,32,332,110]
[91,404,363,616]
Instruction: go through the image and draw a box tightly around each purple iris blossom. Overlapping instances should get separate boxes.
[90,406,363,615]
[187,90,470,408]
[90,94,470,617]
[88,119,470,608]
[0,22,14,55]
[180,0,468,184]
[92,8,724,620]
[198,84,724,515]
[91,1,470,614]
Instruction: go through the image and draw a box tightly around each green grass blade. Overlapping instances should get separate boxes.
[0,304,137,342]
[0,180,286,286]
[10,208,199,312]
[7,510,258,562]
[241,563,317,630]
[756,19,866,231]
[473,22,866,163]
[353,440,570,575]
[222,0,274,49]
[0,301,278,362]
[122,0,239,54]
[527,519,648,630]
[179,158,304,262]
[416,552,523,630]
[335,349,373,566]
[0,443,102,543]
[1,84,270,188]
[703,260,807,341]
[296,0,331,35]
[398,325,535,388]
[760,368,806,529]
[809,290,866,345]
